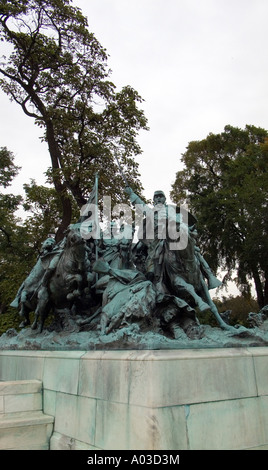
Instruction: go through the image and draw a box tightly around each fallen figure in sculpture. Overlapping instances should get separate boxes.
[91,260,206,339]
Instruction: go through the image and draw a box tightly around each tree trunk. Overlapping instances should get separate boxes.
[46,120,72,242]
[264,270,268,307]
[55,194,72,243]
[252,266,265,309]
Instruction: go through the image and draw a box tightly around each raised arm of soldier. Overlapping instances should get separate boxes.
[124,186,148,208]
[125,186,167,213]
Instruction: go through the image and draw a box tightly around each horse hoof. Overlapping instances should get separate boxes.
[208,277,222,289]
[19,320,29,328]
[198,301,210,312]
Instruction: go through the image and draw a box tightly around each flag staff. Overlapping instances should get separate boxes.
[94,172,99,283]
[114,153,128,186]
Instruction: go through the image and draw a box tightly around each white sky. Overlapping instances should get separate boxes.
[1,0,267,297]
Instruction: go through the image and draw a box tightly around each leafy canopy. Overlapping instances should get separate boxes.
[171,125,268,307]
[0,0,148,240]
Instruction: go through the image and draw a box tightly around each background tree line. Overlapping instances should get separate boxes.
[171,124,268,311]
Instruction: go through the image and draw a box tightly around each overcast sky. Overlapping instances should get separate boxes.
[82,0,268,203]
[1,0,268,204]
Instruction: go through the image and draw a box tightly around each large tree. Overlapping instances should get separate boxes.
[22,178,66,242]
[0,146,21,246]
[0,0,148,241]
[171,125,268,308]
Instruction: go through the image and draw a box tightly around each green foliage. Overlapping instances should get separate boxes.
[199,295,259,327]
[171,125,268,308]
[0,146,20,187]
[216,295,259,326]
[0,148,63,316]
[0,310,23,335]
[23,179,77,239]
[0,0,148,240]
[0,148,32,312]
[194,294,258,328]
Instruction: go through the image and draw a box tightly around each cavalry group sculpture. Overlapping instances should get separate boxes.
[11,184,237,343]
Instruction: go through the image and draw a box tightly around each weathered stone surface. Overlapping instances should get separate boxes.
[1,348,268,450]
[0,379,54,450]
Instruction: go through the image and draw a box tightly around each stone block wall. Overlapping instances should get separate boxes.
[0,348,268,450]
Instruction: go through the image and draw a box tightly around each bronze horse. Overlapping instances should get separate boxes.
[31,226,90,332]
[159,223,235,331]
[10,237,56,328]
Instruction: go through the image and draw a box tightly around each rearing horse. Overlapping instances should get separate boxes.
[31,227,88,332]
[161,223,235,331]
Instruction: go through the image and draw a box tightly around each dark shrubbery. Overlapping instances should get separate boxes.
[199,295,259,327]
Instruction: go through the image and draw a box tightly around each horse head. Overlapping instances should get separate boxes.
[64,225,86,253]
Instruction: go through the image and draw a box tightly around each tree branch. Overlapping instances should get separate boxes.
[0,226,11,245]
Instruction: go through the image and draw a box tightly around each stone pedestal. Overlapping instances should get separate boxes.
[0,348,268,450]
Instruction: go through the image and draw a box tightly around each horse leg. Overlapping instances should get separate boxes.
[173,276,210,312]
[100,312,109,335]
[66,274,83,301]
[31,286,50,332]
[18,291,31,327]
[39,302,52,333]
[19,304,31,328]
[199,278,236,332]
